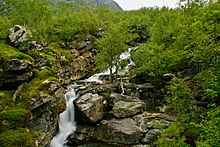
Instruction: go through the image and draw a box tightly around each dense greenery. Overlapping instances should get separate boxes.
[0,0,219,146]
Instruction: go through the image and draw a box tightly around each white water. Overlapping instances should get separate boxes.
[80,47,137,83]
[50,47,137,146]
[50,87,78,147]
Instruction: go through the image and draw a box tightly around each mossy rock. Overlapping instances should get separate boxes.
[0,41,34,63]
[17,68,60,108]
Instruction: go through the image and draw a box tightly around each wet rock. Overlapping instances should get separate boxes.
[67,125,95,146]
[69,118,143,146]
[93,118,143,145]
[75,93,104,123]
[27,83,67,146]
[7,25,32,48]
[113,101,145,118]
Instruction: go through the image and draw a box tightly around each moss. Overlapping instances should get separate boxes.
[44,43,72,62]
[0,42,34,62]
[17,68,60,108]
[0,108,30,132]
[0,108,28,122]
[51,102,66,118]
[0,90,15,109]
[0,128,36,147]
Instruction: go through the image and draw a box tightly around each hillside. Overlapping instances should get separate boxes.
[55,0,123,10]
[0,0,219,147]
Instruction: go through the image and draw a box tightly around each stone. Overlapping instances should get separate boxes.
[141,129,162,144]
[35,54,48,68]
[0,58,33,90]
[68,118,143,146]
[27,84,67,146]
[4,59,33,72]
[162,73,175,81]
[113,101,146,118]
[93,118,143,145]
[75,93,104,123]
[8,25,32,48]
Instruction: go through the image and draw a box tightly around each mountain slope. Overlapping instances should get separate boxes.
[58,0,123,10]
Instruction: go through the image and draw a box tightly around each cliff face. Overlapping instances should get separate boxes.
[57,0,123,10]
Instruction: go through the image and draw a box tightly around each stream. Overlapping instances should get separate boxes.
[50,47,136,147]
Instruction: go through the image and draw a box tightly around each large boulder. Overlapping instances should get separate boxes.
[68,118,143,146]
[93,118,143,145]
[75,93,104,123]
[7,25,32,48]
[112,101,146,118]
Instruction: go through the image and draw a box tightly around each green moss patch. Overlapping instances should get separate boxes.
[17,68,60,108]
[0,42,34,62]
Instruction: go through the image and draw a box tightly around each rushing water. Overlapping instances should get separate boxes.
[50,47,137,146]
[50,87,78,147]
[80,47,136,83]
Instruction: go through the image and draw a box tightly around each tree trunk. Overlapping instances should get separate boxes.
[110,67,114,83]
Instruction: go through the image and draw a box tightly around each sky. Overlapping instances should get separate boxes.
[114,0,181,10]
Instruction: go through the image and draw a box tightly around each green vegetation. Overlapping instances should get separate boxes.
[96,23,136,82]
[0,128,39,147]
[0,0,219,146]
[0,42,34,62]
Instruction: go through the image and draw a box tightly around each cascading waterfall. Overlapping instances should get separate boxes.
[50,87,78,147]
[80,47,137,83]
[50,47,137,146]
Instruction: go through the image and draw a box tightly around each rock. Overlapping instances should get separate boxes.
[141,129,162,144]
[27,84,67,146]
[68,118,143,146]
[7,25,32,48]
[35,54,48,68]
[162,73,175,81]
[110,93,140,103]
[93,118,143,145]
[112,101,146,118]
[75,93,104,123]
[67,125,95,146]
[4,59,32,71]
[0,59,33,90]
[31,41,47,51]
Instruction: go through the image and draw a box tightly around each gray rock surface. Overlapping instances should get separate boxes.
[68,118,143,145]
[75,93,104,123]
[8,25,32,48]
[0,59,33,90]
[113,101,145,118]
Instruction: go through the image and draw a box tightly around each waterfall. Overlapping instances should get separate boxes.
[80,47,137,83]
[50,87,78,147]
[50,47,137,146]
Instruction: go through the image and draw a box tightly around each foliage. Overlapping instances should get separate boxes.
[0,128,36,147]
[0,0,220,146]
[96,23,136,82]
[156,122,190,147]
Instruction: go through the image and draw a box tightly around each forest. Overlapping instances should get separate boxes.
[0,0,219,146]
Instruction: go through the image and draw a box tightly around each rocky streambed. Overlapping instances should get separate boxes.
[0,25,175,147]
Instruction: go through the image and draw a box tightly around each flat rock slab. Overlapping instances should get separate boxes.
[113,101,146,118]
